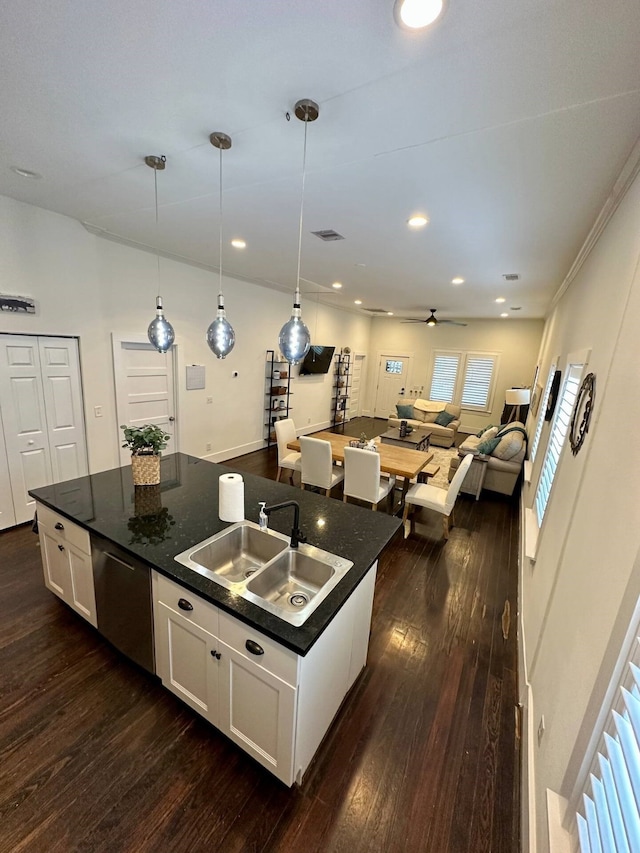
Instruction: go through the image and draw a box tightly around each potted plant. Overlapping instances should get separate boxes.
[120,423,171,485]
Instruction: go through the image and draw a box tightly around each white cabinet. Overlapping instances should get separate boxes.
[37,502,96,626]
[152,562,378,786]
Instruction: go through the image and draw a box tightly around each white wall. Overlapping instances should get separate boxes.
[0,194,372,473]
[367,315,543,432]
[520,168,640,849]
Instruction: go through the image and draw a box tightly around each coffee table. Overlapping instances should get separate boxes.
[379,426,433,452]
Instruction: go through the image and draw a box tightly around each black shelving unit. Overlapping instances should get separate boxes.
[332,352,351,430]
[264,350,293,447]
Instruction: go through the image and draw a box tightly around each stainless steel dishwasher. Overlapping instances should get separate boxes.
[91,534,155,674]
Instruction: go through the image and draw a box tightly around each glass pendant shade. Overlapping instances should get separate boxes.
[206,295,235,359]
[279,296,311,364]
[148,297,175,353]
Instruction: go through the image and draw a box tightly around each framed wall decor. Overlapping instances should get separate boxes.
[0,293,36,314]
[544,370,562,421]
[569,372,596,456]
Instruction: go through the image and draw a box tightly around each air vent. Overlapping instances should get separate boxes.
[502,273,520,281]
[365,308,389,314]
[312,230,345,242]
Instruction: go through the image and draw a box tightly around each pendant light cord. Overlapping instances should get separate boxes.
[295,114,310,300]
[154,164,160,300]
[219,145,223,301]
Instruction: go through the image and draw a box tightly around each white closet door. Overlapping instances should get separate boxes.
[0,408,17,530]
[39,337,88,483]
[0,335,52,524]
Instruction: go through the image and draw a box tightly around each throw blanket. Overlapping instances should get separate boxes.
[413,399,446,413]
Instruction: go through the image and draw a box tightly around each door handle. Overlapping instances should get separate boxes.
[168,416,175,422]
[58,544,65,551]
[210,650,221,660]
[178,598,193,612]
[55,522,64,531]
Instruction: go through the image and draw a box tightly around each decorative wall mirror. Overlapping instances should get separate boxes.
[569,372,596,455]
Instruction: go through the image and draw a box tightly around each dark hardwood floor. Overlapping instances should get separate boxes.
[0,419,520,853]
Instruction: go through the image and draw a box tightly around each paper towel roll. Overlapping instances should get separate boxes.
[219,473,245,522]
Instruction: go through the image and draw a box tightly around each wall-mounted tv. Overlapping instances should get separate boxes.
[299,345,335,375]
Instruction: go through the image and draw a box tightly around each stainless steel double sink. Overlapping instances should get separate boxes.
[174,521,353,626]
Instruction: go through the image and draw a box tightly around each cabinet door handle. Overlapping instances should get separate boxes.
[55,522,64,530]
[57,544,65,551]
[210,650,221,660]
[178,598,193,612]
[245,639,264,656]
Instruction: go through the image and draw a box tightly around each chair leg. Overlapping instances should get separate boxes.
[372,502,377,511]
[442,514,451,540]
[325,488,331,497]
[300,482,305,491]
[402,501,411,539]
[289,472,295,485]
[276,467,283,483]
[343,494,348,503]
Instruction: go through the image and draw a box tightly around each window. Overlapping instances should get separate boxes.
[530,363,557,462]
[534,361,583,524]
[576,615,640,851]
[385,360,403,375]
[429,350,499,412]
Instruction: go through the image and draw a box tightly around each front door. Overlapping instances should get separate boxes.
[112,336,177,466]
[374,354,412,418]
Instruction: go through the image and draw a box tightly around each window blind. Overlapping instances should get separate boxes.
[461,355,496,409]
[429,353,460,402]
[530,363,557,462]
[534,363,582,524]
[578,642,640,852]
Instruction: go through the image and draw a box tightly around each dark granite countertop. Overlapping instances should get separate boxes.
[29,453,401,655]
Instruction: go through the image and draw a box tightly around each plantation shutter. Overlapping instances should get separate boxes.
[429,352,460,402]
[578,647,640,852]
[461,355,496,410]
[535,363,582,524]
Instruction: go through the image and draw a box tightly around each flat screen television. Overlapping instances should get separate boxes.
[299,345,335,375]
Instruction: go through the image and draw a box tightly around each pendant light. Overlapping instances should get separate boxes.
[206,132,236,359]
[278,99,318,365]
[145,155,175,354]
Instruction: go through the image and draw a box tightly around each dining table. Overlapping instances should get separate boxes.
[287,431,434,505]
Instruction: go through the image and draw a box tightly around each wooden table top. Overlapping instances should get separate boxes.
[288,431,434,480]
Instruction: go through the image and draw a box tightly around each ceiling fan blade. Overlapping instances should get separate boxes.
[439,319,468,326]
[401,319,429,323]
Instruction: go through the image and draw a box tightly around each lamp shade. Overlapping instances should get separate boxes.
[505,388,530,406]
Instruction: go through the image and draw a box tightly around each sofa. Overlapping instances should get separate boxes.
[447,421,527,496]
[388,398,461,448]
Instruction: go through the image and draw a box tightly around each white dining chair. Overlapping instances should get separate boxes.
[342,446,396,511]
[299,436,345,497]
[401,452,473,540]
[274,418,301,484]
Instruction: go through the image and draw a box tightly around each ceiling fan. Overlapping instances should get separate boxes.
[402,308,468,327]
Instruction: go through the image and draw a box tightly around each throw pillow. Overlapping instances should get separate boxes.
[476,436,501,455]
[396,403,414,419]
[476,423,496,437]
[434,410,456,427]
[493,431,524,461]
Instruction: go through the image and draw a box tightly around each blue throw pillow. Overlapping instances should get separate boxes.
[396,403,414,418]
[434,409,455,427]
[476,436,500,455]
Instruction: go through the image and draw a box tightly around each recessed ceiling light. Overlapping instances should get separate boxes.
[451,277,464,285]
[407,215,429,228]
[495,297,506,303]
[500,313,509,318]
[332,282,342,289]
[394,0,445,29]
[230,238,246,249]
[10,166,42,179]
[354,299,362,305]
[387,312,394,316]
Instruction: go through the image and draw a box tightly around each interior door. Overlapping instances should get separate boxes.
[112,336,177,466]
[39,337,88,483]
[0,335,53,524]
[374,354,412,418]
[0,409,17,530]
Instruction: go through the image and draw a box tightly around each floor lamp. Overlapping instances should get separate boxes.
[505,388,531,423]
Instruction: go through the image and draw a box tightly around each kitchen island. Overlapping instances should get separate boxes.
[29,452,401,785]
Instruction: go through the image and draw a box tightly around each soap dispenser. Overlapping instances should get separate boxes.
[258,501,268,531]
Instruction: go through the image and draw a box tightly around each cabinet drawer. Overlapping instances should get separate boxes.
[154,572,219,636]
[37,503,90,555]
[219,610,299,687]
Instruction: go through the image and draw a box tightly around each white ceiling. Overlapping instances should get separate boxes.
[1,0,639,322]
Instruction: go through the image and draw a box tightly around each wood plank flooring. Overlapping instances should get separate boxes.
[0,419,520,852]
